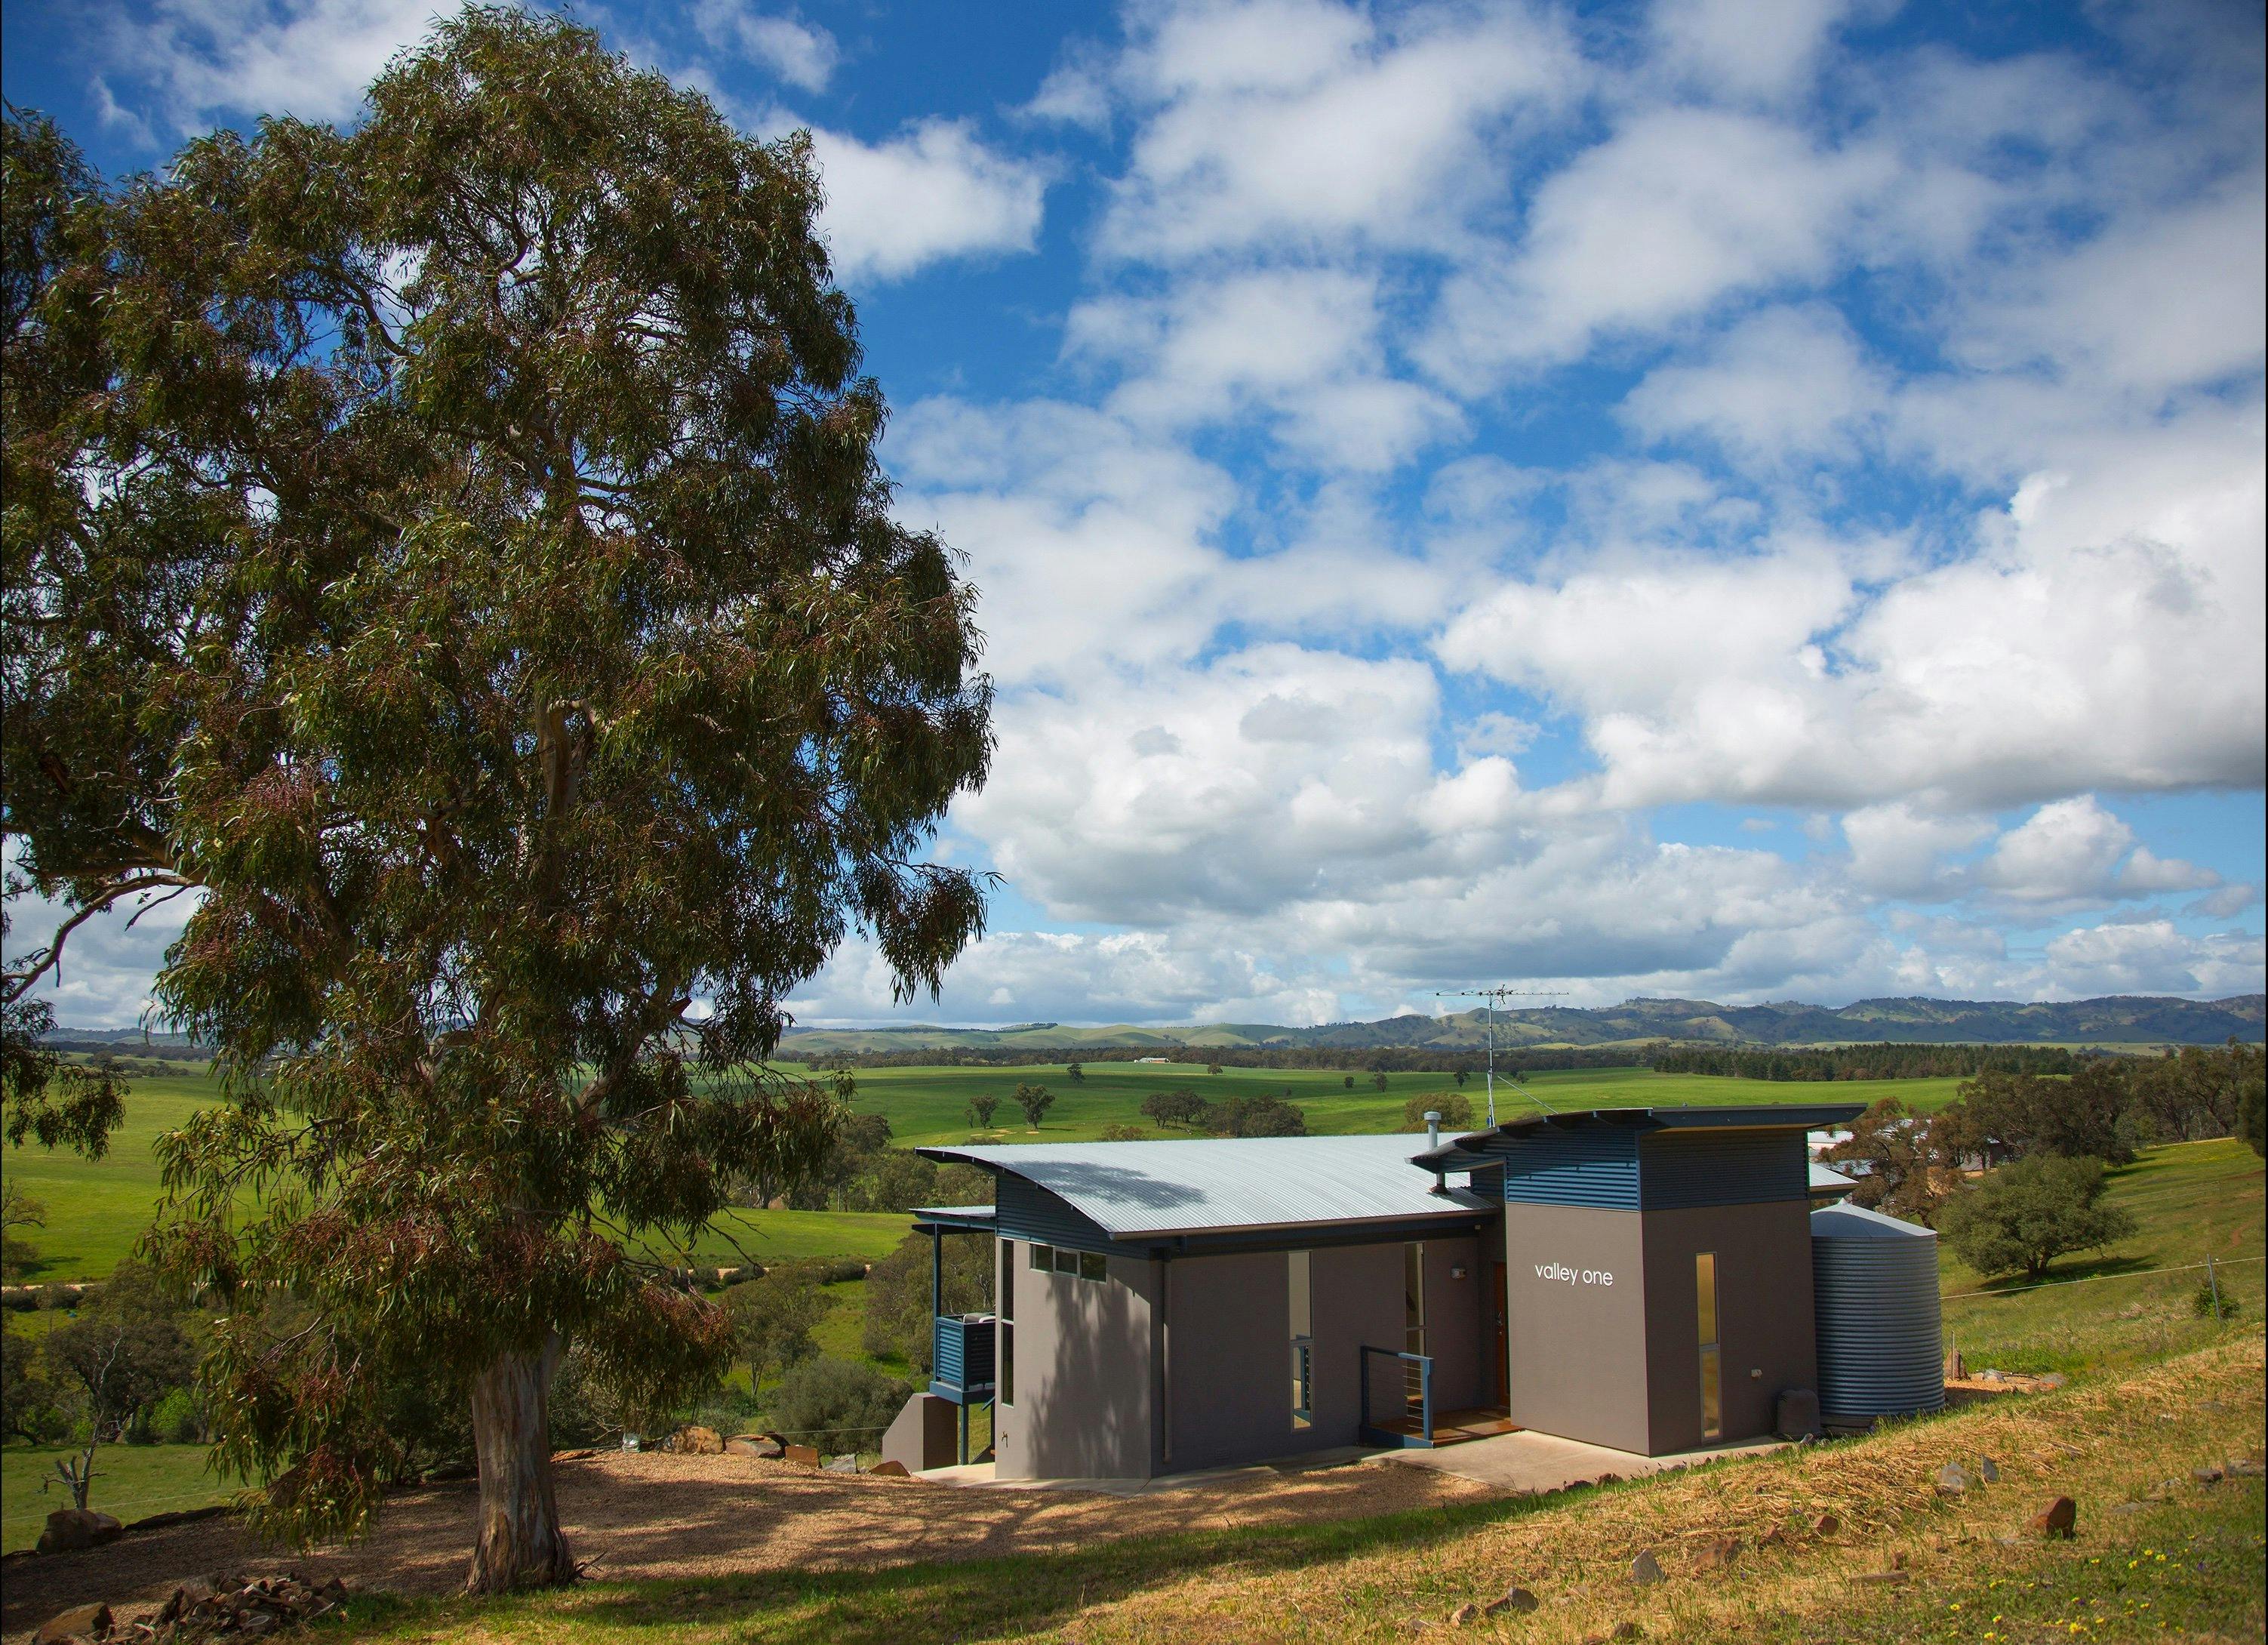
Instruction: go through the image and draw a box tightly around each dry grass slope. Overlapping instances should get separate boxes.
[1083,1335,2266,1643]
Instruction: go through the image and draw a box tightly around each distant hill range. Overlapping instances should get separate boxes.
[776,994,2265,1056]
[45,993,2263,1060]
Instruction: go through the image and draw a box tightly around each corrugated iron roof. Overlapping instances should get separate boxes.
[916,1134,1493,1240]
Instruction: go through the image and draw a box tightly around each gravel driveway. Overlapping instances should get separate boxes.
[3,1448,1487,1639]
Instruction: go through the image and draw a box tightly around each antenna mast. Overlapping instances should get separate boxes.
[1433,986,1568,1124]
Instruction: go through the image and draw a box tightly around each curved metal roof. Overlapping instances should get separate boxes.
[1811,1200,1937,1239]
[916,1133,1493,1240]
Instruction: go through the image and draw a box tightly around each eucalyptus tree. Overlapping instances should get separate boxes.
[0,7,989,1593]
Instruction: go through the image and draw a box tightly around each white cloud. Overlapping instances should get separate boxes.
[2033,920,2265,999]
[1648,0,1879,103]
[1423,108,1894,381]
[1620,303,1893,466]
[1067,267,1462,470]
[809,120,1051,283]
[1100,0,1578,260]
[694,4,839,91]
[1975,797,2217,905]
[1435,406,2267,812]
[1841,803,1994,898]
[97,0,436,132]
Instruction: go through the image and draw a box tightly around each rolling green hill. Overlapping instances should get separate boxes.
[775,992,2264,1055]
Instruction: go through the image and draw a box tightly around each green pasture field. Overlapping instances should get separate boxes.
[0,1443,238,1555]
[2,1060,1962,1284]
[1939,1135,2265,1376]
[781,1058,1967,1147]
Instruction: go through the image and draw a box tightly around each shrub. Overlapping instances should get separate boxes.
[722,1262,832,1385]
[765,1356,909,1452]
[1140,1088,1206,1129]
[1402,1091,1473,1132]
[1099,1123,1147,1141]
[1938,1156,2138,1280]
[863,1233,987,1372]
[2192,1279,2242,1320]
[149,1385,205,1444]
[1202,1093,1308,1137]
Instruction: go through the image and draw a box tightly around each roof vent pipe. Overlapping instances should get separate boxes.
[1425,1111,1447,1196]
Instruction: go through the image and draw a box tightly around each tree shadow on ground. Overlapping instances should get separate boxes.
[1968,1251,2150,1292]
[374,1489,1553,1645]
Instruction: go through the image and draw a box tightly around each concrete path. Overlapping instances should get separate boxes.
[1385,1428,1785,1493]
[920,1446,1380,1495]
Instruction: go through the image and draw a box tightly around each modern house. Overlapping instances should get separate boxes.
[885,1102,1880,1480]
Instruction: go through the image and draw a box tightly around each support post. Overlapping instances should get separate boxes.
[2207,1252,2222,1318]
[959,1399,970,1466]
[931,1228,943,1320]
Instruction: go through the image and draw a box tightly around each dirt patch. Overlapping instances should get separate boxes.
[2,1450,1485,1640]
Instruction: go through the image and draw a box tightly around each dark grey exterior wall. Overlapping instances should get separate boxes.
[995,1238,1157,1480]
[1501,1203,1651,1453]
[1309,1243,1404,1448]
[1639,1200,1817,1453]
[1419,1236,1487,1412]
[1161,1250,1288,1472]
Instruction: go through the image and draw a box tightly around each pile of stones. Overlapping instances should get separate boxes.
[35,1574,357,1644]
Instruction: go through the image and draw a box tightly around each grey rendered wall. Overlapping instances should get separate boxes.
[1308,1243,1405,1448]
[1160,1251,1291,1473]
[1420,1235,1486,1412]
[1501,1203,1651,1454]
[995,1240,1156,1480]
[1639,1200,1817,1454]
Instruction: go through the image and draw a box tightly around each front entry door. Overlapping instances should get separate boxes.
[1492,1261,1510,1406]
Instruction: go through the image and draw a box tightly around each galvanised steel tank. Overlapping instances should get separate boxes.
[1811,1200,1944,1423]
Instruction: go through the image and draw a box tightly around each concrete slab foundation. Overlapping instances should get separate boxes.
[1385,1428,1785,1493]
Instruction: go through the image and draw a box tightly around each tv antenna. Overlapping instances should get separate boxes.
[1433,987,1568,1124]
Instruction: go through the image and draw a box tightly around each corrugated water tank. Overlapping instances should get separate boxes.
[1811,1200,1944,1422]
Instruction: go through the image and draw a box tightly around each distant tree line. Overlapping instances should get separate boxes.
[1139,1088,1311,1136]
[1824,1040,2263,1278]
[814,1045,1648,1075]
[1649,1042,2090,1080]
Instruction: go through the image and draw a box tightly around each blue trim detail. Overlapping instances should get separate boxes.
[1498,1126,1642,1210]
[1639,1129,1809,1208]
[993,1176,1119,1253]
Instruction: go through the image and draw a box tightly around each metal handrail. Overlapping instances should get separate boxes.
[1359,1345,1434,1446]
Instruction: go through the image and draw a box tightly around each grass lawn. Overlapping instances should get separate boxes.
[0,1443,238,1555]
[1,1069,213,1281]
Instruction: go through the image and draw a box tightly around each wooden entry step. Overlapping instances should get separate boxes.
[1430,1408,1521,1446]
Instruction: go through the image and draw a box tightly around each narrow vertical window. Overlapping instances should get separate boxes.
[998,1239,1015,1406]
[1696,1251,1721,1441]
[1403,1242,1427,1417]
[1288,1250,1312,1428]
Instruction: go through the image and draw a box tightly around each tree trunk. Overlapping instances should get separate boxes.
[465,1335,576,1594]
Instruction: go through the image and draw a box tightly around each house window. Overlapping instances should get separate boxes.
[1696,1252,1722,1441]
[998,1239,1014,1406]
[1402,1242,1427,1419]
[1026,1241,1109,1283]
[1289,1250,1313,1428]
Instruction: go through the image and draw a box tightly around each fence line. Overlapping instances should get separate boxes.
[1942,1254,2263,1302]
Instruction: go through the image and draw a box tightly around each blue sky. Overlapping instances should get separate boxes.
[5,0,2263,1027]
